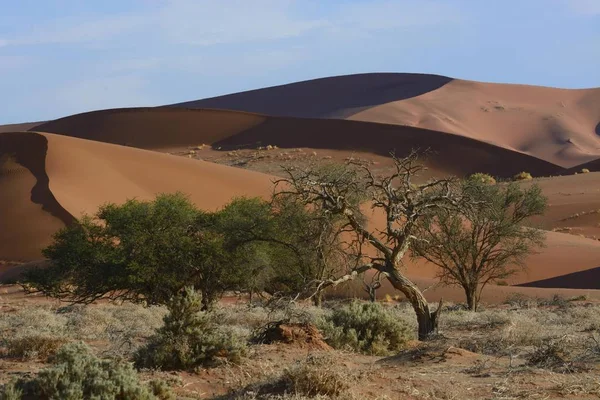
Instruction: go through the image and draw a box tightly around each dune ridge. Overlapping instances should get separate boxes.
[28,107,561,179]
[171,73,600,168]
[0,131,274,262]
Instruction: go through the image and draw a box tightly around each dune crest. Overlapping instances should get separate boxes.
[0,131,273,262]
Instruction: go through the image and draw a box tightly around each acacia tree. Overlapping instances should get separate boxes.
[24,193,267,310]
[413,179,547,311]
[276,152,466,340]
[270,187,352,306]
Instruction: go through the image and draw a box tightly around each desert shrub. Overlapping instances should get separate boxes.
[526,338,585,372]
[0,382,22,400]
[468,173,496,185]
[319,301,411,355]
[1,341,172,400]
[134,287,247,370]
[282,354,351,397]
[513,171,533,181]
[25,194,273,310]
[4,334,68,361]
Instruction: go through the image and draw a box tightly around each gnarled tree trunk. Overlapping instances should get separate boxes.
[384,265,443,340]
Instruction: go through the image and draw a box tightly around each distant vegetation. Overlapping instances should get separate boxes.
[24,151,547,342]
[468,172,496,185]
[513,171,533,181]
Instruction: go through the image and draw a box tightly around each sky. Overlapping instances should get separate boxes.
[0,0,599,124]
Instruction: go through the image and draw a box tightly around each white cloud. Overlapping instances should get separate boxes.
[157,0,328,46]
[5,14,149,46]
[1,0,465,48]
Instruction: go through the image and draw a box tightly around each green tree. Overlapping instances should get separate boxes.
[25,193,259,309]
[413,179,547,311]
[276,153,466,340]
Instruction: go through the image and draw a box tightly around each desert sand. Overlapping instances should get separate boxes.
[170,73,600,168]
[2,72,600,299]
[0,131,273,262]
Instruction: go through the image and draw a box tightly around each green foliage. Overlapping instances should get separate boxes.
[513,171,533,181]
[25,193,272,309]
[1,342,171,400]
[134,287,247,370]
[0,382,22,400]
[415,180,547,311]
[320,301,411,355]
[4,334,68,361]
[468,173,496,185]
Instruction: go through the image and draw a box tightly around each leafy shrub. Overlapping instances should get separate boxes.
[282,354,351,397]
[468,173,496,185]
[134,287,247,370]
[513,171,533,181]
[0,382,22,400]
[0,342,172,400]
[319,301,411,355]
[4,334,68,361]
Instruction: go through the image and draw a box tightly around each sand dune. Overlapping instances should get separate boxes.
[170,73,453,118]
[525,173,600,239]
[3,72,600,296]
[33,108,265,150]
[351,79,600,168]
[0,121,43,133]
[172,73,600,168]
[29,107,561,179]
[0,131,273,262]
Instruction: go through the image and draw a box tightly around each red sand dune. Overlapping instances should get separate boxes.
[2,73,600,298]
[172,73,600,168]
[0,131,273,262]
[30,108,561,179]
[525,172,600,239]
[32,108,266,150]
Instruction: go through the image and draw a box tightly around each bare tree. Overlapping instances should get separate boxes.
[275,152,465,340]
[413,179,547,311]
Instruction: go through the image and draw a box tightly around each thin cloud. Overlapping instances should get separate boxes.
[565,0,600,15]
[1,0,465,48]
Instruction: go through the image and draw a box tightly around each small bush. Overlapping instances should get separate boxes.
[319,301,411,355]
[134,287,247,370]
[0,382,22,400]
[513,171,533,181]
[282,354,351,397]
[469,173,496,185]
[4,334,68,361]
[1,342,171,400]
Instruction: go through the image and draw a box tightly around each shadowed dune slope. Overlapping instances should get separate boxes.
[29,107,561,179]
[32,108,266,150]
[171,73,600,168]
[518,266,600,290]
[0,132,73,261]
[0,122,43,133]
[213,116,562,178]
[0,131,273,262]
[169,73,454,118]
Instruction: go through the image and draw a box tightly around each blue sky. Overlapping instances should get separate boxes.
[1,0,599,124]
